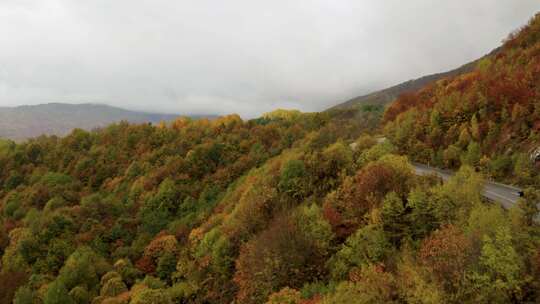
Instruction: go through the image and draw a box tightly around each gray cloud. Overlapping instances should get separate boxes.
[0,1,539,117]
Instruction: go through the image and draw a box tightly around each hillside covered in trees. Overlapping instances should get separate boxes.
[329,50,492,111]
[384,13,540,187]
[2,12,540,304]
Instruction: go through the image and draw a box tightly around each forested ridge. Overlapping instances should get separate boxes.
[2,13,540,304]
[384,13,540,187]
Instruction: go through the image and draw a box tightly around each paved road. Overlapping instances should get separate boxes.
[412,162,524,210]
[353,137,527,209]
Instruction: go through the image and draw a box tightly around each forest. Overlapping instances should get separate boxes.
[384,13,540,187]
[1,12,540,304]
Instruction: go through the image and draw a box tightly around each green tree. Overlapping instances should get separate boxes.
[470,114,481,140]
[44,281,75,304]
[431,166,483,223]
[461,141,481,167]
[395,246,445,304]
[13,286,34,304]
[140,208,170,235]
[100,277,128,297]
[294,204,334,256]
[470,226,524,302]
[130,288,172,304]
[278,159,308,200]
[513,153,534,184]
[156,252,177,282]
[381,192,408,245]
[407,189,438,239]
[356,141,396,168]
[443,145,461,168]
[69,286,90,304]
[458,126,471,148]
[58,247,109,292]
[322,265,397,304]
[515,187,540,227]
[328,225,391,280]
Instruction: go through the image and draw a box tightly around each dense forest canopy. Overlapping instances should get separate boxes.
[384,13,540,187]
[2,12,540,304]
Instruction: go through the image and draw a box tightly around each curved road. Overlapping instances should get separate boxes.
[412,162,523,209]
[354,138,529,210]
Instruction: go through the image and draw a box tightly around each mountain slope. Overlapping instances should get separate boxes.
[0,103,213,141]
[383,13,540,186]
[330,48,500,111]
[1,98,539,303]
[2,13,540,304]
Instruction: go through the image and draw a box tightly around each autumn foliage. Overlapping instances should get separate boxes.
[1,12,540,304]
[384,13,540,187]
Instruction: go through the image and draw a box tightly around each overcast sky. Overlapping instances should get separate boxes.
[1,1,539,117]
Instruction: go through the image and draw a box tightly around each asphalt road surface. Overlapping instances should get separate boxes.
[353,137,527,210]
[412,162,523,210]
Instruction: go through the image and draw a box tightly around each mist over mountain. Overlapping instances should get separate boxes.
[1,1,539,116]
[0,103,214,141]
[330,47,501,111]
[2,4,540,304]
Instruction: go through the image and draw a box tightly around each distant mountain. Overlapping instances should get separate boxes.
[0,103,213,141]
[329,48,501,111]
